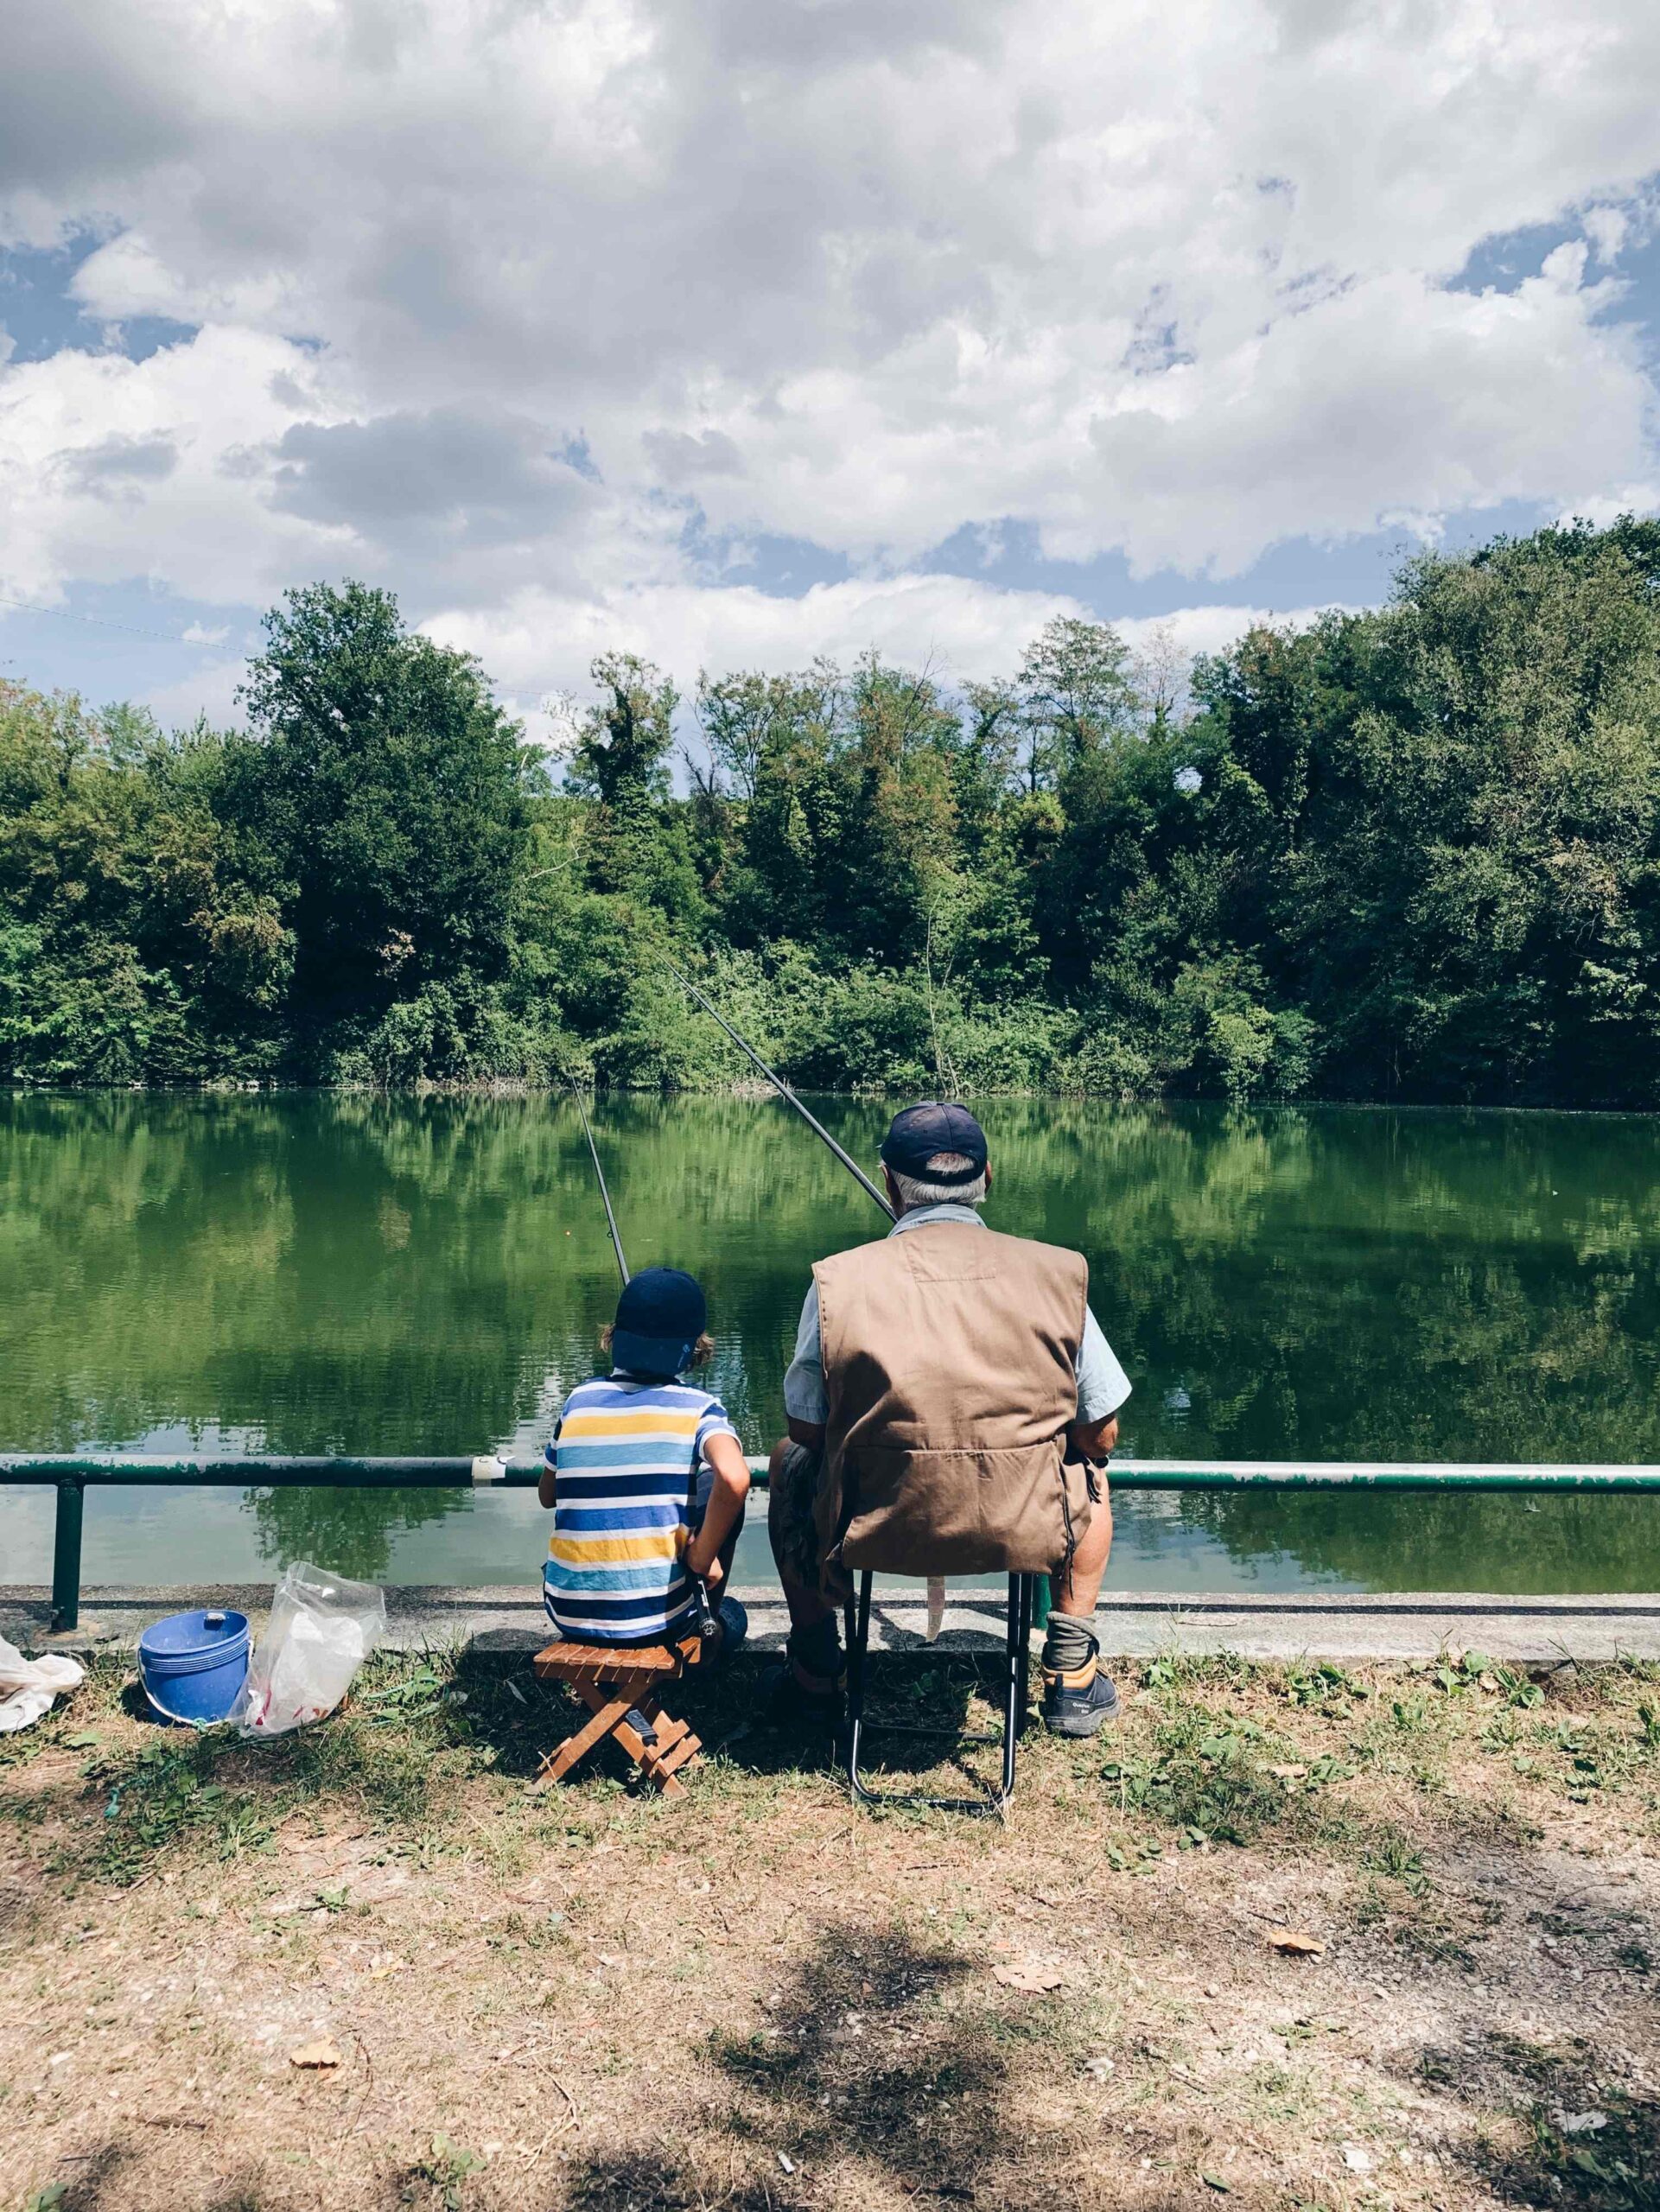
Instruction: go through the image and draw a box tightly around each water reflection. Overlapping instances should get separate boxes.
[2,1093,1657,1591]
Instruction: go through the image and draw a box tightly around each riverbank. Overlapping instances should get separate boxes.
[3,1646,1656,2212]
[10,1582,1660,1664]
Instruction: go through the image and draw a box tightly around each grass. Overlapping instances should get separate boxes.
[1,1645,1657,2210]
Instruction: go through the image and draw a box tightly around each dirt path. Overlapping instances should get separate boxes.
[3,1647,1656,2212]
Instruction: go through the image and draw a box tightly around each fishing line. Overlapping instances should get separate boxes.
[0,592,231,645]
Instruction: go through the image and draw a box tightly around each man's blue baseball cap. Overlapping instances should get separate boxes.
[612,1266,707,1376]
[879,1101,989,1185]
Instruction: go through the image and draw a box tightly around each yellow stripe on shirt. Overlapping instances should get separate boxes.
[548,1531,683,1565]
[557,1409,701,1440]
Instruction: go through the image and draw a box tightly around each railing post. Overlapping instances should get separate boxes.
[50,1478,84,1634]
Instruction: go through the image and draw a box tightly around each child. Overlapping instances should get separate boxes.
[539,1266,750,1649]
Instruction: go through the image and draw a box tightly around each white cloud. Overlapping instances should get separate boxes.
[424,574,1099,702]
[3,0,1659,686]
[426,577,1345,722]
[142,654,247,729]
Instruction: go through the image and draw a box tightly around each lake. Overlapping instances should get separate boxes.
[3,1091,1658,1597]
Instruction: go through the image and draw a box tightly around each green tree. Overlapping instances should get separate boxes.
[1017,615,1142,789]
[239,581,535,1043]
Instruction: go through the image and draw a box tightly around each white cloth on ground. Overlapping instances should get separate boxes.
[0,1633,84,1732]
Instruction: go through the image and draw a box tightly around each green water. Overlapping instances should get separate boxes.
[3,1092,1658,1595]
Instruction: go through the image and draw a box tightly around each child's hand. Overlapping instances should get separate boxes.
[686,1545,724,1595]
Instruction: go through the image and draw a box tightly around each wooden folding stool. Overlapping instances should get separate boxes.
[530,1632,707,1795]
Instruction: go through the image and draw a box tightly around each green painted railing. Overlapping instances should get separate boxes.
[6,1453,1660,1633]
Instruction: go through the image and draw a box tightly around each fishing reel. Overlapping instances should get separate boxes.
[691,1575,721,1641]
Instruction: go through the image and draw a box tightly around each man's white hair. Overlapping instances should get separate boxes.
[889,1150,989,1211]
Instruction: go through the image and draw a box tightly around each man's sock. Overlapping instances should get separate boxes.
[1042,1608,1098,1676]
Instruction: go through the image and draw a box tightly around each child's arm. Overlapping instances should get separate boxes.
[685,1432,750,1582]
[538,1443,557,1510]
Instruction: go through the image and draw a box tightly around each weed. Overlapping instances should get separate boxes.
[414,2133,487,2209]
[92,1733,273,1884]
[1278,1662,1368,1709]
[1102,1705,1294,1846]
[1359,1825,1431,1897]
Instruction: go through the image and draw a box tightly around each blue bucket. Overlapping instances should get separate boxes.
[137,1608,251,1726]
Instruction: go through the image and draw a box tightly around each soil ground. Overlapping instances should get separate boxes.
[3,1643,1657,2212]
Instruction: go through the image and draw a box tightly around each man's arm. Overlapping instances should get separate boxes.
[685,1432,752,1586]
[780,1281,828,1456]
[1072,1308,1129,1464]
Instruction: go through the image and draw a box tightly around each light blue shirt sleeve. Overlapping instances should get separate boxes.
[782,1281,829,1424]
[1076,1307,1132,1421]
[781,1274,1129,1426]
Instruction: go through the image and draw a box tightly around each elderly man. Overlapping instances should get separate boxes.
[766,1101,1130,1737]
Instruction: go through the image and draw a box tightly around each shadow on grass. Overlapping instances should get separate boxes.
[556,1914,1093,2210]
[1418,2031,1660,2212]
[25,2135,129,2210]
[450,1644,995,1797]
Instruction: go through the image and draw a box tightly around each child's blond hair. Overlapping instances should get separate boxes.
[599,1322,715,1370]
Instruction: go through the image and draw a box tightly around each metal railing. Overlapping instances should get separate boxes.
[5,1453,1660,1634]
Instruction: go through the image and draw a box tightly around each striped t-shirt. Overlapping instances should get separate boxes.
[544,1373,739,1643]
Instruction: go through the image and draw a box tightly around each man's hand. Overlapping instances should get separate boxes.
[1068,1411,1119,1464]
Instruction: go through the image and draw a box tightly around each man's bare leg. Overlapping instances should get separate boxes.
[1049,1487,1113,1616]
[1042,1486,1119,1733]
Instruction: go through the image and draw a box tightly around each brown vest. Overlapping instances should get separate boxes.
[812,1222,1096,1576]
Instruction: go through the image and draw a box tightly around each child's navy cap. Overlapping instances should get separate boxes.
[879,1101,989,1184]
[612,1266,707,1376]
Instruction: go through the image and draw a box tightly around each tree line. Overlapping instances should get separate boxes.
[3,516,1659,1104]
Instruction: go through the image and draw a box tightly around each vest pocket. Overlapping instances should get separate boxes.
[838,1443,1089,1576]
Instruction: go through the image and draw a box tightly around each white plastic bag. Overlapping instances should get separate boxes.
[231,1562,386,1738]
[0,1634,84,1732]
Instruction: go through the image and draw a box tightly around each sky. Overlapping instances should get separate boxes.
[2,0,1658,742]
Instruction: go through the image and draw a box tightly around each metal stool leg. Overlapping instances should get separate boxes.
[843,1570,1023,1817]
[1001,1573,1023,1796]
[1016,1572,1035,1737]
[843,1573,871,1798]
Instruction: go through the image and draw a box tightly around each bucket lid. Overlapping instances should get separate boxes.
[138,1607,250,1661]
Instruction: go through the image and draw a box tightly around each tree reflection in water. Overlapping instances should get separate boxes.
[2,1091,1657,1589]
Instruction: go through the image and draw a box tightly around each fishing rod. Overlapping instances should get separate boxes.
[659,957,896,1222]
[567,1080,718,1645]
[570,1084,630,1286]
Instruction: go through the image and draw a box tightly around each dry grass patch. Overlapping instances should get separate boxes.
[2,1645,1656,2212]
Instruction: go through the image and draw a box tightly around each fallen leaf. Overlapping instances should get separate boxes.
[63,1732,102,1749]
[1267,1930,1326,1957]
[1200,2172,1231,2192]
[1560,2111,1608,2136]
[288,2039,343,2069]
[994,1960,1066,1992]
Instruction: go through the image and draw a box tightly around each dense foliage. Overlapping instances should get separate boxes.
[3,519,1659,1103]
